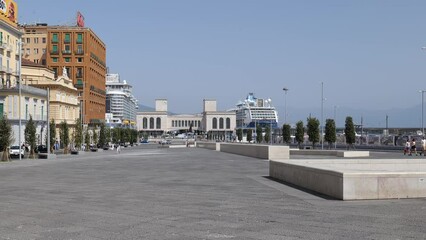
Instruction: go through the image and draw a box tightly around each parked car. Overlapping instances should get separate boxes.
[34,145,48,153]
[140,139,149,143]
[9,145,24,158]
[160,139,172,145]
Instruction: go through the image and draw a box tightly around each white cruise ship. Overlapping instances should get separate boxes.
[235,93,278,129]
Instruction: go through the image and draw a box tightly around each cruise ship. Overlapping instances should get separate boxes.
[235,93,278,129]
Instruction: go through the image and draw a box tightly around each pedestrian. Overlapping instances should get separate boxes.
[422,137,426,156]
[404,139,410,155]
[410,138,417,156]
[116,144,121,154]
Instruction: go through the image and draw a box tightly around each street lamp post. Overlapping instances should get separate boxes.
[420,90,426,136]
[283,87,289,124]
[334,105,338,149]
[321,82,324,150]
[18,40,22,160]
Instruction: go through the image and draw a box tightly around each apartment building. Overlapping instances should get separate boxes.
[22,24,106,125]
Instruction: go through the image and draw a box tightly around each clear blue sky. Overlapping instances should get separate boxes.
[18,1,426,126]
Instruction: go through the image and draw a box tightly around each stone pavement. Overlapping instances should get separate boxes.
[0,146,425,239]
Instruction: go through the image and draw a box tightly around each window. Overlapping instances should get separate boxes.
[52,67,58,78]
[76,67,83,77]
[65,57,71,62]
[63,45,71,54]
[52,57,58,62]
[26,38,30,44]
[64,33,70,43]
[52,33,58,43]
[226,118,231,129]
[42,59,46,65]
[52,45,58,54]
[34,48,39,54]
[76,45,83,54]
[42,37,46,43]
[212,118,217,129]
[156,117,161,129]
[77,33,83,43]
[143,117,147,129]
[149,117,154,129]
[26,48,30,55]
[77,58,83,63]
[42,48,46,54]
[34,38,39,44]
[219,118,224,129]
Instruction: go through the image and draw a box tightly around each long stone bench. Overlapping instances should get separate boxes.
[270,159,426,200]
[197,143,289,160]
[290,149,369,158]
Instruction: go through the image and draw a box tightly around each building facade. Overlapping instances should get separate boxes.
[136,99,236,141]
[21,60,79,144]
[0,1,48,146]
[105,73,138,128]
[22,24,107,125]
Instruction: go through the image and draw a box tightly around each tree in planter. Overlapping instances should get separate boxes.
[59,121,70,154]
[247,129,253,143]
[0,115,14,162]
[306,117,320,149]
[74,118,82,150]
[324,119,336,149]
[24,115,37,159]
[345,116,356,149]
[295,120,304,149]
[236,128,242,142]
[264,125,271,144]
[93,129,98,148]
[131,129,138,144]
[282,124,291,145]
[49,118,55,153]
[256,124,263,143]
[85,128,91,151]
[99,123,106,148]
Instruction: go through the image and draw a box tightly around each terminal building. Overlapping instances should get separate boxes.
[136,99,236,141]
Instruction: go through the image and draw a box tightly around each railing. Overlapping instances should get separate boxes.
[75,49,84,55]
[62,50,72,55]
[50,50,59,55]
[76,72,83,78]
[74,83,83,89]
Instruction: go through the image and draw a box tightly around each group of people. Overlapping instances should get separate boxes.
[404,138,426,156]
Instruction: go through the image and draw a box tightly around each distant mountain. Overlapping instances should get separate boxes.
[137,104,155,112]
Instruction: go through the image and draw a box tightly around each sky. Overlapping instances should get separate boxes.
[18,1,426,127]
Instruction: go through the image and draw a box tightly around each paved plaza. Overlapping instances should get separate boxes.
[0,146,425,239]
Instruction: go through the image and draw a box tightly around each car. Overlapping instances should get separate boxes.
[160,139,172,145]
[9,145,24,158]
[34,145,48,154]
[141,139,149,143]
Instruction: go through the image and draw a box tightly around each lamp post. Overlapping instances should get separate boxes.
[420,90,426,136]
[334,105,338,149]
[283,87,289,124]
[18,40,22,160]
[321,82,324,150]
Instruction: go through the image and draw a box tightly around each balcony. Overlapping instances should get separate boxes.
[64,39,70,44]
[51,39,58,43]
[6,67,12,75]
[62,50,72,55]
[74,83,83,89]
[76,39,83,44]
[50,50,59,55]
[0,65,5,73]
[75,49,84,55]
[76,72,83,78]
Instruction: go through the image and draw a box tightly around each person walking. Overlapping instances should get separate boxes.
[410,138,417,156]
[404,139,411,155]
[116,144,121,154]
[422,137,426,156]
